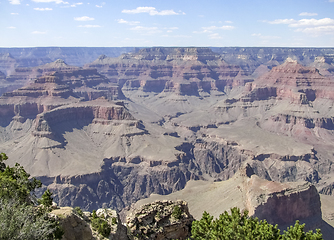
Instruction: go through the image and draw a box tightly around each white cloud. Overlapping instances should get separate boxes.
[162,34,192,38]
[296,25,334,35]
[96,2,105,8]
[130,26,161,34]
[70,2,83,7]
[32,0,68,3]
[225,20,233,24]
[74,16,94,21]
[9,0,20,4]
[266,17,334,36]
[251,33,281,39]
[122,7,180,16]
[78,25,101,28]
[209,33,223,39]
[203,25,234,31]
[329,0,334,2]
[165,27,178,33]
[32,31,47,34]
[267,18,334,27]
[267,19,295,24]
[11,12,19,15]
[34,7,52,11]
[289,18,334,27]
[7,26,16,29]
[299,12,318,16]
[117,19,140,25]
[194,25,234,34]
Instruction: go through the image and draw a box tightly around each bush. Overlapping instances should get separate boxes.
[91,209,111,238]
[0,153,63,240]
[191,207,323,240]
[172,205,182,220]
[39,189,53,209]
[0,162,41,203]
[73,206,84,218]
[0,198,63,240]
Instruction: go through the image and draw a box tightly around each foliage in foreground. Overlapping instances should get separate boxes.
[0,199,63,240]
[0,154,41,203]
[91,210,111,238]
[191,207,323,240]
[0,153,63,240]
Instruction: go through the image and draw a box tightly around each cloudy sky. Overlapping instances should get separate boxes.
[1,0,334,47]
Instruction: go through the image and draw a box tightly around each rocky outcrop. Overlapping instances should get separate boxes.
[126,200,194,240]
[85,47,252,96]
[33,100,135,137]
[242,59,334,103]
[52,207,94,240]
[2,59,125,101]
[51,207,128,240]
[4,65,123,100]
[243,167,322,225]
[95,208,128,240]
[132,165,322,230]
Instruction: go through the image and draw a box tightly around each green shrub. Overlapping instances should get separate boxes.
[0,153,63,240]
[39,189,53,209]
[0,196,64,240]
[73,206,84,218]
[112,217,117,225]
[191,207,323,240]
[91,217,111,238]
[172,205,182,220]
[92,210,98,219]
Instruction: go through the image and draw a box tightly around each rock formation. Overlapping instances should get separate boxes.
[0,47,136,70]
[126,200,194,240]
[0,47,334,235]
[51,206,128,240]
[85,47,253,97]
[132,164,322,230]
[52,207,94,240]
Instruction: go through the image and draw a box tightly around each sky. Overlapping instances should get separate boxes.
[1,0,334,47]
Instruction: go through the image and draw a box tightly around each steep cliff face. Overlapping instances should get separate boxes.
[247,59,334,102]
[245,174,322,225]
[132,165,323,231]
[1,47,334,224]
[85,47,252,96]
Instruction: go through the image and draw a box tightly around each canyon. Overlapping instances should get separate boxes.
[0,47,334,237]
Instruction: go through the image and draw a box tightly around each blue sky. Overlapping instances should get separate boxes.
[1,0,334,47]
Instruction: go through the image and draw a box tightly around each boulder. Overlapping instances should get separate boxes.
[126,200,194,240]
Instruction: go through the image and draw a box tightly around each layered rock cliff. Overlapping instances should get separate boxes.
[132,165,323,232]
[85,47,253,96]
[0,47,334,228]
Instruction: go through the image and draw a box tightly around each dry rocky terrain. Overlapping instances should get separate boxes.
[1,47,334,238]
